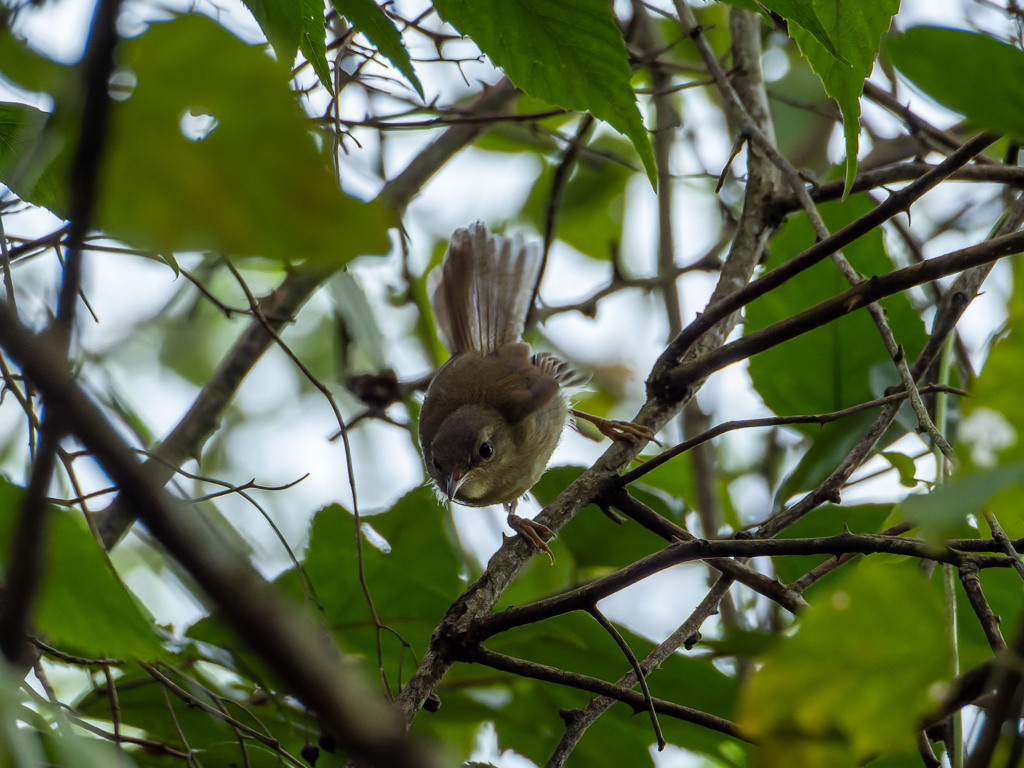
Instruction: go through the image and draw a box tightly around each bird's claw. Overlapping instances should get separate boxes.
[571,410,660,446]
[507,513,556,565]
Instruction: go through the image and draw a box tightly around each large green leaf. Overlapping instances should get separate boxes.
[485,614,745,765]
[100,14,393,265]
[78,663,342,767]
[0,30,71,95]
[888,27,1024,139]
[239,0,302,68]
[773,502,893,585]
[791,0,900,194]
[746,195,927,419]
[0,32,75,211]
[432,0,656,186]
[240,0,336,94]
[738,560,948,767]
[271,489,462,682]
[0,476,163,660]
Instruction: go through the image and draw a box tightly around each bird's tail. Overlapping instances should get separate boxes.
[429,221,541,354]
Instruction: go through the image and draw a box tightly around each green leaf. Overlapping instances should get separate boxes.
[739,560,949,766]
[746,195,927,419]
[298,0,335,94]
[238,0,302,69]
[900,462,1024,543]
[523,135,632,259]
[330,0,423,97]
[962,260,1024,471]
[101,14,393,265]
[486,615,745,764]
[888,27,1024,139]
[432,0,656,187]
[773,502,893,585]
[79,665,340,766]
[759,0,846,64]
[880,451,919,488]
[0,29,71,95]
[791,0,900,195]
[274,490,463,680]
[0,102,66,211]
[0,476,163,660]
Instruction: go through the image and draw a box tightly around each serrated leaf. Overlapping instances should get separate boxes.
[100,14,393,265]
[760,0,847,64]
[432,0,656,187]
[739,560,948,765]
[272,490,462,680]
[330,0,423,97]
[887,26,1024,139]
[299,0,334,95]
[791,1,900,195]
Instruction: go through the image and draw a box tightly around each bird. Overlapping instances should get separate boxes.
[418,221,652,562]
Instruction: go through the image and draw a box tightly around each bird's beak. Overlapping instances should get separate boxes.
[445,471,466,501]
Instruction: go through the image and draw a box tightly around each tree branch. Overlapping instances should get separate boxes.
[458,644,749,742]
[661,228,1024,399]
[473,535,1015,640]
[0,300,440,768]
[648,131,997,399]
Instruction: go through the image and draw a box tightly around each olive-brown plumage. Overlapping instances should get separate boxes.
[418,222,576,557]
[419,222,575,505]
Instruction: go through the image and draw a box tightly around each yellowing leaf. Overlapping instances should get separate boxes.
[101,15,393,266]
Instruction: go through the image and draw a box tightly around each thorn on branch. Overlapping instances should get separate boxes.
[558,708,583,726]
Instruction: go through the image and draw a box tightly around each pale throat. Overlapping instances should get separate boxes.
[458,472,489,500]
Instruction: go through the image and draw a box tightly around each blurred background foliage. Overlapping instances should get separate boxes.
[0,0,1023,767]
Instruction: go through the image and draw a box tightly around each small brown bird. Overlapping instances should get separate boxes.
[418,222,650,561]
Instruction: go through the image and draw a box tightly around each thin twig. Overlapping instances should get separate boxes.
[587,606,665,750]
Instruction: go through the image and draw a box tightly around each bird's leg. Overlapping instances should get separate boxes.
[503,500,556,565]
[570,409,660,446]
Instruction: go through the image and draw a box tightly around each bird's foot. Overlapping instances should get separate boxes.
[571,409,660,446]
[505,513,556,565]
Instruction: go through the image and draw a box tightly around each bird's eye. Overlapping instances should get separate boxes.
[479,442,494,459]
